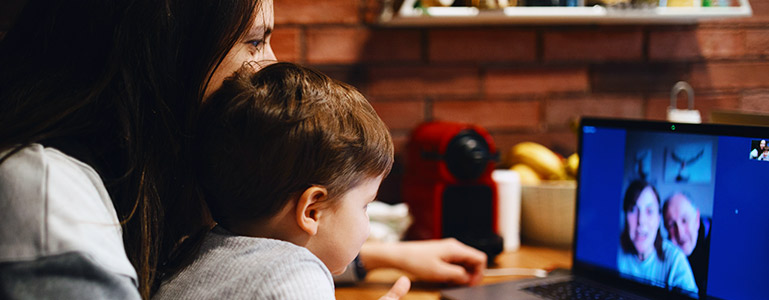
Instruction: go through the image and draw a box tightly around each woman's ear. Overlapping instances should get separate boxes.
[295,186,327,236]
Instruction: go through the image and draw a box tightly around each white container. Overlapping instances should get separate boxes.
[492,169,522,252]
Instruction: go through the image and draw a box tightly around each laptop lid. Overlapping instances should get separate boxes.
[574,117,769,300]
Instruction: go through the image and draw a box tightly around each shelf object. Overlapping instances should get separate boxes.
[378,0,752,25]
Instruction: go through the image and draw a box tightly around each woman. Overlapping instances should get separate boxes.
[618,180,697,294]
[0,0,483,298]
[0,0,275,298]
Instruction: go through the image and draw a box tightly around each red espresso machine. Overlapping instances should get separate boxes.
[402,121,503,259]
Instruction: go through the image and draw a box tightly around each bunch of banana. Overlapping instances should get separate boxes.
[507,142,579,185]
[565,152,579,178]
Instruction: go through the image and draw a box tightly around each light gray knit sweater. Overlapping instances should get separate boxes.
[153,227,335,300]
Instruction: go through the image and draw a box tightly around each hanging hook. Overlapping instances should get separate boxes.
[670,81,695,110]
[667,81,700,124]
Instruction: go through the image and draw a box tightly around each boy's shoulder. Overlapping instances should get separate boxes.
[206,226,319,263]
[200,226,330,274]
[154,227,335,299]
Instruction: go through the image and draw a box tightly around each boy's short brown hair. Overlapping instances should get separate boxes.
[195,62,394,225]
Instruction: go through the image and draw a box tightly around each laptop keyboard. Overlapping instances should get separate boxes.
[523,280,629,300]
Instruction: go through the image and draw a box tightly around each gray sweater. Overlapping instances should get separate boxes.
[153,227,335,300]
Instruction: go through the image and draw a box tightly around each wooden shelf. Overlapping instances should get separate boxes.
[378,0,752,26]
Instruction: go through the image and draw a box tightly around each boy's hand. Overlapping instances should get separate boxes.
[378,276,410,300]
[360,238,487,286]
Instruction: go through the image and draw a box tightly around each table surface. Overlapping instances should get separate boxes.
[335,244,573,300]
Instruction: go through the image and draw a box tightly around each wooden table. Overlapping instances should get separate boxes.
[335,245,572,300]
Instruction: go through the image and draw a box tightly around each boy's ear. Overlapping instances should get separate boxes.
[295,186,327,236]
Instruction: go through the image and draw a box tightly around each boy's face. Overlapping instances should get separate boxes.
[305,175,383,275]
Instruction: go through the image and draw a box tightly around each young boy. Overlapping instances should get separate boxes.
[153,62,399,299]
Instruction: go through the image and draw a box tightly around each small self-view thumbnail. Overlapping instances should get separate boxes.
[749,139,769,161]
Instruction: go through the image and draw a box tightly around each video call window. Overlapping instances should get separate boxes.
[749,139,768,161]
[618,131,716,298]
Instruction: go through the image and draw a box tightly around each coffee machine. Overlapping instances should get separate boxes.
[402,121,503,259]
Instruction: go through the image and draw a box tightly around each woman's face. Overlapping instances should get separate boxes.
[204,0,276,99]
[626,186,660,257]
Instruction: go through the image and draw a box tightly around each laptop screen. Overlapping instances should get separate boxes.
[574,118,769,300]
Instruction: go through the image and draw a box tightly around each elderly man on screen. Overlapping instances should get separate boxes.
[663,193,712,292]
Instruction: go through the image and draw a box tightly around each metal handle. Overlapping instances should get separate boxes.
[670,81,695,110]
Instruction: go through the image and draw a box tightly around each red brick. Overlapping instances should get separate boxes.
[645,93,740,122]
[543,29,643,62]
[590,63,692,94]
[367,66,480,97]
[391,132,410,153]
[274,0,360,25]
[741,89,769,113]
[704,15,769,26]
[428,29,536,63]
[431,100,540,130]
[746,29,769,57]
[272,27,301,63]
[690,62,769,90]
[306,27,421,64]
[696,29,746,58]
[362,0,384,24]
[546,96,644,128]
[370,100,426,130]
[647,29,696,61]
[306,27,364,64]
[649,29,746,61]
[485,67,589,96]
[699,0,769,25]
[310,66,367,90]
[750,0,769,16]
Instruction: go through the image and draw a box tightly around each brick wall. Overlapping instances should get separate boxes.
[269,0,769,202]
[272,0,769,156]
[2,0,768,202]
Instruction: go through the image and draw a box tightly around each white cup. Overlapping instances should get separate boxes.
[492,169,522,252]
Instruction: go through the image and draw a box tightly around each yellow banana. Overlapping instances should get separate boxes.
[565,153,579,178]
[508,142,566,180]
[510,163,542,185]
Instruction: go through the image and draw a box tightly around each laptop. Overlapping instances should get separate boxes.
[441,117,769,300]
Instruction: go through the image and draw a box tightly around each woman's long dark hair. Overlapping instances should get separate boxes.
[0,0,261,298]
[620,180,665,261]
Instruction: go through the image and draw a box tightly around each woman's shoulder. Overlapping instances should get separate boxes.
[1,144,49,199]
[660,239,689,266]
[0,144,106,199]
[0,144,137,281]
